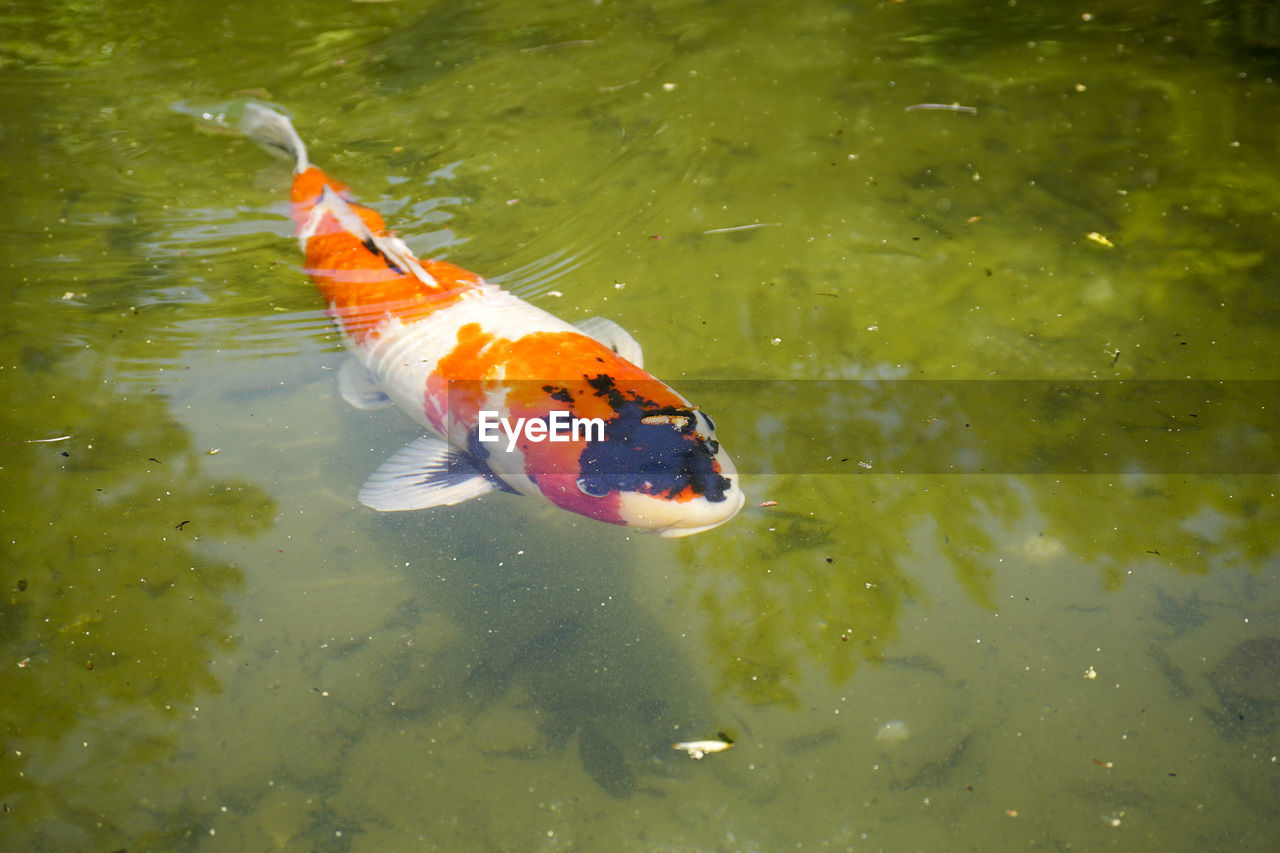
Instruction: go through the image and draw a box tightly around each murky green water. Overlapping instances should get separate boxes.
[3,0,1280,849]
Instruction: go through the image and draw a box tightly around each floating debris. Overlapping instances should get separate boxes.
[703,222,780,234]
[875,720,910,744]
[905,103,978,114]
[0,435,70,445]
[673,736,734,759]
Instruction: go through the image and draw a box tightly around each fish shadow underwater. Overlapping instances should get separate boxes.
[1203,636,1280,739]
[377,512,715,799]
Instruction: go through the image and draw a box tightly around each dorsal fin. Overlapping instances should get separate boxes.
[305,185,439,288]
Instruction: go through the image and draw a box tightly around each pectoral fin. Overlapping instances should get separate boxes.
[358,434,501,511]
[576,317,644,368]
[338,356,394,410]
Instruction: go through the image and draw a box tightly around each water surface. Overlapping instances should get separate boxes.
[3,0,1279,849]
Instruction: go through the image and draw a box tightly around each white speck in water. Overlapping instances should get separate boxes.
[875,720,909,743]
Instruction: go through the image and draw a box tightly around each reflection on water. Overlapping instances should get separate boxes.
[2,0,1280,849]
[700,379,1280,475]
[677,471,1280,703]
[0,344,273,848]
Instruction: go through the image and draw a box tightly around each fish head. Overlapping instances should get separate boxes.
[462,368,744,536]
[563,403,745,537]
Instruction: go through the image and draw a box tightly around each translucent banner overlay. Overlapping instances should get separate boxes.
[450,380,1279,476]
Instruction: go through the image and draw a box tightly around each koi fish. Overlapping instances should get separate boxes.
[226,102,743,536]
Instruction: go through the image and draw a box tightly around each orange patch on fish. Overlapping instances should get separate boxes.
[290,167,481,344]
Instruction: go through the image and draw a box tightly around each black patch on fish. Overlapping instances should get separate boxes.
[575,399,731,502]
[360,235,406,275]
[585,373,620,400]
[584,373,662,412]
[543,384,574,404]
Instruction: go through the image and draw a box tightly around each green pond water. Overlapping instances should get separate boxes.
[3,0,1280,849]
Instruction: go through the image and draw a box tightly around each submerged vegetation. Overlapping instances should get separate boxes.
[1,0,1278,849]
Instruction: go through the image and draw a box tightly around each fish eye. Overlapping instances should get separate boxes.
[577,478,611,498]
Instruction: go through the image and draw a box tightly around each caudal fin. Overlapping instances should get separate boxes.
[173,98,311,173]
[237,102,310,173]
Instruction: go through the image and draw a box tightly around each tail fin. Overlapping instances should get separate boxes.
[237,102,310,173]
[173,98,310,172]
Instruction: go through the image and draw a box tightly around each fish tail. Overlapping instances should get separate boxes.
[237,102,311,173]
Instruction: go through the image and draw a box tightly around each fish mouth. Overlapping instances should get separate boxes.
[654,489,747,538]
